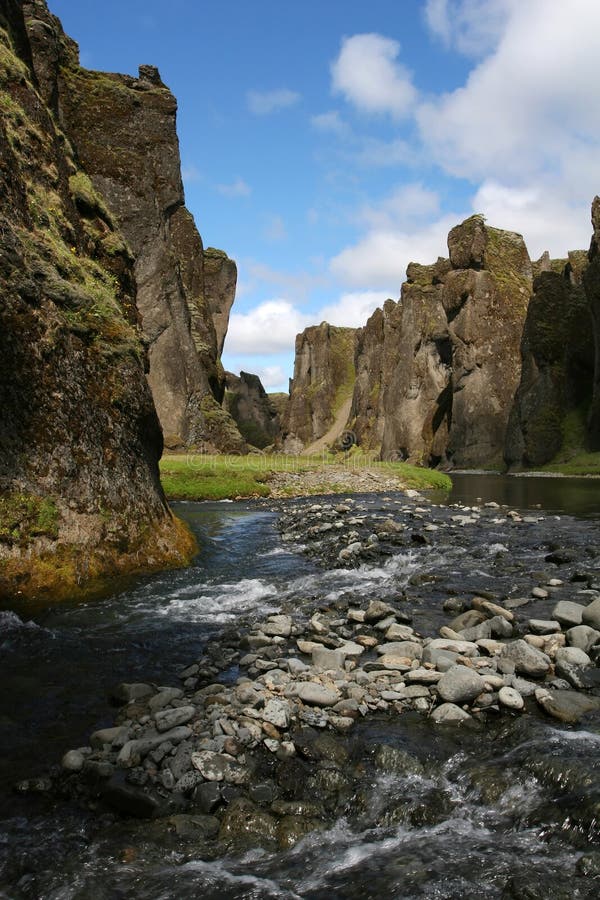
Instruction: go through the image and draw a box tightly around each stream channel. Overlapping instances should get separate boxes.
[2,473,600,898]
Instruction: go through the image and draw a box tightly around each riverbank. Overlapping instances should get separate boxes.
[159,453,452,501]
[12,487,600,898]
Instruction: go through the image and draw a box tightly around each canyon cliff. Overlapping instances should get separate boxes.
[0,0,196,600]
[347,216,532,467]
[281,323,357,454]
[224,371,282,450]
[22,0,244,452]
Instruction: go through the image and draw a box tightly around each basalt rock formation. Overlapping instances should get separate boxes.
[224,371,282,450]
[281,323,357,454]
[347,216,532,467]
[22,0,244,452]
[504,251,593,468]
[0,0,196,600]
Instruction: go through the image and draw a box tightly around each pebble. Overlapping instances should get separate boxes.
[498,687,524,710]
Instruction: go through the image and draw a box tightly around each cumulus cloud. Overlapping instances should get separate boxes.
[356,183,440,231]
[417,0,600,187]
[331,33,417,118]
[226,300,310,355]
[424,0,511,57]
[254,365,288,389]
[352,136,414,168]
[247,88,300,115]
[215,177,251,197]
[310,110,349,136]
[330,214,459,289]
[473,181,592,259]
[317,291,389,328]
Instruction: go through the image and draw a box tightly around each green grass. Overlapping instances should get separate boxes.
[0,493,59,545]
[159,453,452,501]
[541,452,600,476]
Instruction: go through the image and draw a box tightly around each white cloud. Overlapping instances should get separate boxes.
[264,214,287,242]
[254,365,287,389]
[247,88,300,115]
[331,33,417,118]
[357,183,440,230]
[330,214,459,289]
[417,0,600,186]
[215,177,251,197]
[352,136,414,167]
[317,291,389,328]
[472,181,592,259]
[225,300,310,354]
[424,0,511,57]
[311,110,348,136]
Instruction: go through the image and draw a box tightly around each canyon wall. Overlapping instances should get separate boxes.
[22,0,244,452]
[224,371,282,450]
[281,324,357,454]
[0,0,195,601]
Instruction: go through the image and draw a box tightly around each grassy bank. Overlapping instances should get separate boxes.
[541,451,600,476]
[159,453,452,501]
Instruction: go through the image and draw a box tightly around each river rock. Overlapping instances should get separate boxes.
[284,683,340,707]
[566,624,600,652]
[376,641,422,660]
[90,726,130,750]
[262,615,293,638]
[261,699,291,730]
[431,703,472,724]
[61,750,85,772]
[190,751,248,784]
[552,600,585,627]
[117,727,192,767]
[436,665,484,704]
[373,745,424,776]
[450,610,487,632]
[471,597,514,622]
[385,623,415,641]
[422,647,459,671]
[154,705,196,733]
[498,686,524,710]
[425,639,480,657]
[527,619,561,635]
[312,647,347,670]
[338,641,365,658]
[219,798,277,847]
[148,688,184,712]
[555,646,592,667]
[364,600,395,622]
[499,640,551,676]
[111,683,155,704]
[582,597,600,629]
[534,688,600,724]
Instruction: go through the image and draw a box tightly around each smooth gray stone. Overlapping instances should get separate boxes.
[437,665,484,704]
[376,641,422,659]
[500,640,550,677]
[566,624,600,652]
[552,601,585,627]
[154,706,196,733]
[582,597,600,630]
[284,683,340,707]
[431,703,472,724]
[535,688,600,724]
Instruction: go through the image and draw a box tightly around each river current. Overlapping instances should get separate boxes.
[2,474,600,898]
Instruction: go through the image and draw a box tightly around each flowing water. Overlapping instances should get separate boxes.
[2,475,600,898]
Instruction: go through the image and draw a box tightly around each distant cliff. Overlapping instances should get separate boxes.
[0,0,195,600]
[22,0,244,452]
[224,372,282,449]
[340,216,531,467]
[281,324,357,454]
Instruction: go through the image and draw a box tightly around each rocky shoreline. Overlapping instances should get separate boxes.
[19,489,600,867]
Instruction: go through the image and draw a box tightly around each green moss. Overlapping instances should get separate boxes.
[0,493,59,546]
[69,172,113,225]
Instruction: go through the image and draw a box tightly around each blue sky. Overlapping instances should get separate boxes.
[50,0,600,392]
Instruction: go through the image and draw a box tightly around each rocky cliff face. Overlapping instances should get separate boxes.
[224,372,281,449]
[504,251,593,467]
[347,216,532,467]
[22,0,243,452]
[282,324,357,453]
[583,197,600,449]
[0,0,195,601]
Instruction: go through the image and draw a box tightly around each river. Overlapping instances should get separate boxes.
[1,474,600,898]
